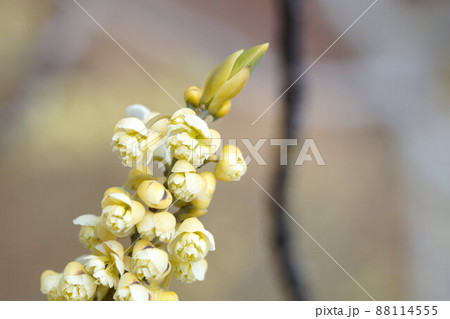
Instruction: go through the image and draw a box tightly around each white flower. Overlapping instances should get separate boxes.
[58,262,98,301]
[171,259,208,283]
[131,240,171,284]
[114,273,152,301]
[137,212,176,243]
[95,240,127,275]
[168,217,215,262]
[166,108,215,166]
[112,117,162,167]
[167,160,206,202]
[40,270,64,301]
[84,255,118,288]
[73,214,115,252]
[101,192,145,238]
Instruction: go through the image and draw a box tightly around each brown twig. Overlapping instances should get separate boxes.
[270,0,308,300]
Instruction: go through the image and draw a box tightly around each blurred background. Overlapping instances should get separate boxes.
[1,0,450,300]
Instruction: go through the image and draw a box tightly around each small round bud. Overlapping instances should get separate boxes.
[214,144,247,182]
[214,100,231,118]
[184,86,203,107]
[137,180,172,209]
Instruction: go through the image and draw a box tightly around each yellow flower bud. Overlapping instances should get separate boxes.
[191,171,216,209]
[58,261,98,301]
[184,86,202,107]
[40,270,64,301]
[152,289,179,301]
[229,42,269,77]
[132,240,171,284]
[137,180,172,210]
[201,49,244,105]
[214,144,247,182]
[168,217,215,262]
[208,67,250,114]
[214,100,231,118]
[168,160,206,202]
[101,193,145,238]
[136,212,156,241]
[201,43,268,107]
[153,212,176,242]
[114,273,152,301]
[136,212,176,243]
[171,259,208,283]
[73,214,115,252]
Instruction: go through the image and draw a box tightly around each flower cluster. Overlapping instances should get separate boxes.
[40,43,268,301]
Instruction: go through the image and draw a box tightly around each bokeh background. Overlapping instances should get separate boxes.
[1,0,450,300]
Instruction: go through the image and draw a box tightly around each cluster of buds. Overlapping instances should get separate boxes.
[40,43,268,301]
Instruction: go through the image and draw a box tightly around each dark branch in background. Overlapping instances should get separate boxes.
[270,0,308,300]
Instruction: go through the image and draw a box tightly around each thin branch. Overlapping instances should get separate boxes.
[270,0,308,301]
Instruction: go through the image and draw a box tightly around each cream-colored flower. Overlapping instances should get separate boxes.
[153,212,176,242]
[137,212,176,243]
[114,273,152,301]
[171,259,208,283]
[73,214,115,252]
[132,240,171,284]
[136,212,156,241]
[101,192,145,238]
[95,240,127,275]
[137,180,172,209]
[214,144,247,181]
[58,262,98,301]
[166,108,215,166]
[40,270,64,301]
[83,240,126,288]
[168,160,206,202]
[168,217,215,262]
[191,171,216,209]
[84,255,118,289]
[112,117,162,167]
